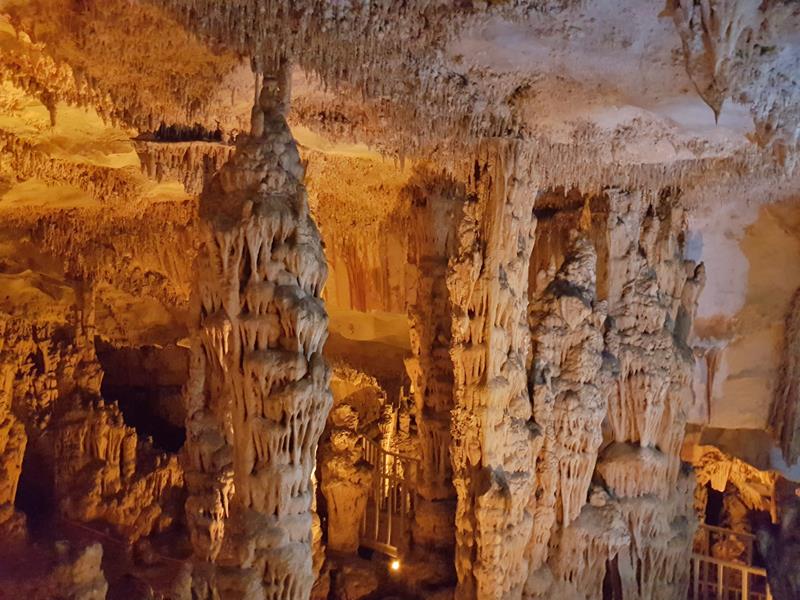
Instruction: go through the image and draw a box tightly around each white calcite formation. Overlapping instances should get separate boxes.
[598,189,705,600]
[184,65,332,599]
[447,143,539,600]
[404,171,460,564]
[526,228,612,589]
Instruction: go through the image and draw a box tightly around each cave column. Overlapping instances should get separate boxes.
[597,189,705,600]
[447,143,540,600]
[185,64,332,599]
[403,173,461,582]
[525,226,615,596]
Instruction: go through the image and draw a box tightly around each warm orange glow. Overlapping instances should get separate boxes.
[390,559,401,572]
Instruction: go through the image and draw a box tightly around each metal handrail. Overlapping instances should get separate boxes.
[691,552,772,600]
[358,435,419,557]
[695,523,757,566]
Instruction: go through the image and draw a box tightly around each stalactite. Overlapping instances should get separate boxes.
[447,143,539,600]
[185,63,332,599]
[526,232,611,580]
[403,170,461,565]
[0,130,142,205]
[133,141,235,196]
[692,445,778,518]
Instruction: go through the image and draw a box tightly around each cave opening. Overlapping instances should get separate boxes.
[95,340,188,453]
[14,441,56,536]
[704,485,724,526]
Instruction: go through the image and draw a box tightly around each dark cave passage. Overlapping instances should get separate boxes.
[96,341,188,453]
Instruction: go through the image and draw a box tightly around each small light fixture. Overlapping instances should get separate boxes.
[390,559,401,572]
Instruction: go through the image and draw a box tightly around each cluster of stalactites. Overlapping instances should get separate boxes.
[447,142,539,599]
[526,233,610,578]
[0,129,142,205]
[185,64,331,599]
[134,141,235,196]
[667,0,800,168]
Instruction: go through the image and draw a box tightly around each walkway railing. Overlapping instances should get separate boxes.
[358,436,418,558]
[690,524,772,600]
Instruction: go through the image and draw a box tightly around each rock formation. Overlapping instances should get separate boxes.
[525,227,612,595]
[183,64,332,599]
[319,374,374,553]
[598,189,705,600]
[771,289,800,465]
[0,355,27,535]
[447,143,539,600]
[403,170,460,568]
[54,395,184,541]
[1,1,800,599]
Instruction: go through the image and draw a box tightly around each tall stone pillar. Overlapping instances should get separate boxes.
[597,189,705,600]
[403,172,461,584]
[525,230,618,598]
[184,65,332,599]
[447,144,540,600]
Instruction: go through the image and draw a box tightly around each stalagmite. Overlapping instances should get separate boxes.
[184,63,332,599]
[52,283,184,540]
[447,144,539,600]
[403,170,461,573]
[319,402,372,553]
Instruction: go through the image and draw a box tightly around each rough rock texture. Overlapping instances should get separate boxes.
[447,143,539,599]
[771,289,800,464]
[525,228,611,591]
[0,351,26,534]
[319,400,372,553]
[598,189,705,600]
[758,488,800,600]
[691,444,778,518]
[134,141,236,197]
[403,170,461,564]
[184,66,332,599]
[54,395,184,541]
[668,0,800,165]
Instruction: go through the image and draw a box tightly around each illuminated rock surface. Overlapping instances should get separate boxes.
[0,1,799,599]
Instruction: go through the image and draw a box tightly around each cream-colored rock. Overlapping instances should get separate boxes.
[320,405,373,553]
[51,542,109,600]
[184,65,332,599]
[448,143,539,600]
[527,232,609,574]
